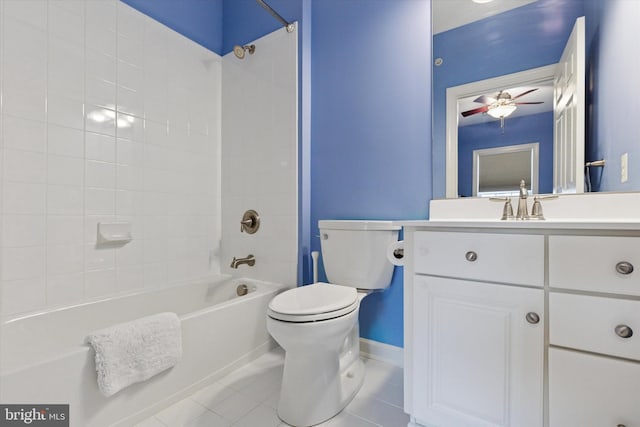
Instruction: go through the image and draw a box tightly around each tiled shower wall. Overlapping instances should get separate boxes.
[0,0,222,317]
[221,26,298,286]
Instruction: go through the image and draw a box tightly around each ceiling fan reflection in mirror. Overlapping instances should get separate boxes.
[461,88,544,128]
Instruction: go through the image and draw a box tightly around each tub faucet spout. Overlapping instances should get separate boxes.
[230,254,255,269]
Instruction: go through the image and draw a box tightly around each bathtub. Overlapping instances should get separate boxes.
[0,275,287,427]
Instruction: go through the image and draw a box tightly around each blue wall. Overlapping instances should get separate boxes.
[120,0,223,54]
[311,0,431,347]
[432,0,585,198]
[458,112,554,197]
[585,0,640,192]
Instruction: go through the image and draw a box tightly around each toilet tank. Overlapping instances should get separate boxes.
[318,220,400,290]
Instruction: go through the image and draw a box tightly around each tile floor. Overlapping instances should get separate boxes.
[136,347,409,427]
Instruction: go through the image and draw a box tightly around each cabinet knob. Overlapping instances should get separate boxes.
[617,424,626,427]
[525,312,540,325]
[615,324,633,339]
[615,261,634,275]
[465,251,478,262]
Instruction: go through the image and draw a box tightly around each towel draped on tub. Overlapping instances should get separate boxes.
[86,312,183,397]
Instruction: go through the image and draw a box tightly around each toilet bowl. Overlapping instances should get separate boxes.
[267,220,400,426]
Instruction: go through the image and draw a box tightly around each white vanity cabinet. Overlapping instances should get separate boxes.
[404,223,640,427]
[408,230,544,427]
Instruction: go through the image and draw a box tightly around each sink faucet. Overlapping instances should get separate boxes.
[516,179,529,220]
[230,254,255,269]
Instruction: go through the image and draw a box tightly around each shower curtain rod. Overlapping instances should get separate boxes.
[256,0,295,33]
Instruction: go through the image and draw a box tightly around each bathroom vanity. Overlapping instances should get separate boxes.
[403,195,640,427]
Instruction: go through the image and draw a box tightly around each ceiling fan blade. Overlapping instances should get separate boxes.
[512,88,539,100]
[515,101,544,105]
[473,95,495,104]
[461,105,489,117]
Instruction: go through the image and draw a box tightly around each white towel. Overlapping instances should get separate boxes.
[87,312,182,397]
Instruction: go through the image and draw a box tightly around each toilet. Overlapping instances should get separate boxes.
[267,220,400,426]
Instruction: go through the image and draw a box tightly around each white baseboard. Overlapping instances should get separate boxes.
[359,338,404,368]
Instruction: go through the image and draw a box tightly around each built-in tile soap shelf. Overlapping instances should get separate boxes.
[97,222,132,244]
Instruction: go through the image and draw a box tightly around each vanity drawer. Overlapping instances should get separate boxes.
[549,235,640,296]
[413,231,544,286]
[549,347,640,427]
[550,292,640,361]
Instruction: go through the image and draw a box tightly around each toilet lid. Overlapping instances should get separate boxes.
[268,283,357,320]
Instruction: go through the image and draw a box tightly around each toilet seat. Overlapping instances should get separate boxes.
[268,283,358,323]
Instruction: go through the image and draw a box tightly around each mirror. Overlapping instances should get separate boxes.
[432,0,640,199]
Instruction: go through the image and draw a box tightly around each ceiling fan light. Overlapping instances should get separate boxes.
[487,104,517,118]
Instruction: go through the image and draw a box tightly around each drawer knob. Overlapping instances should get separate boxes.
[617,424,626,427]
[615,324,633,339]
[465,251,478,262]
[525,312,540,325]
[615,261,634,275]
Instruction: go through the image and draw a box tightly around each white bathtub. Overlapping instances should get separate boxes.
[0,275,286,427]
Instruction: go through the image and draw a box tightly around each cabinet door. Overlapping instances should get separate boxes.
[412,276,544,427]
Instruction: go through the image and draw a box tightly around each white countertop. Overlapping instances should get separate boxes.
[403,219,640,231]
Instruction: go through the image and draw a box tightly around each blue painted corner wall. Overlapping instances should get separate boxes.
[310,0,431,347]
[120,0,223,54]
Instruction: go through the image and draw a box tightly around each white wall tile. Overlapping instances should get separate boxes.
[48,94,85,130]
[48,124,84,158]
[86,105,117,136]
[1,1,223,316]
[116,113,144,142]
[2,115,47,153]
[2,215,46,248]
[3,149,46,183]
[116,164,143,191]
[143,262,167,288]
[46,272,84,307]
[116,265,144,292]
[86,49,117,85]
[85,188,115,215]
[48,36,84,101]
[2,246,46,281]
[85,268,116,299]
[116,138,143,165]
[86,77,117,110]
[49,2,84,43]
[86,0,116,35]
[48,155,84,186]
[86,160,116,189]
[85,244,116,271]
[86,133,116,162]
[47,215,84,246]
[1,278,46,314]
[47,244,84,276]
[47,185,83,215]
[4,0,47,30]
[3,182,46,214]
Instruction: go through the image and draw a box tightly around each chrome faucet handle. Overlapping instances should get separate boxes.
[530,195,558,220]
[490,197,514,220]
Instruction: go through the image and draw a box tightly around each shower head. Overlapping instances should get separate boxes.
[233,44,255,59]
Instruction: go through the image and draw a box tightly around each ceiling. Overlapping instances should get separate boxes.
[432,0,539,34]
[458,83,554,127]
